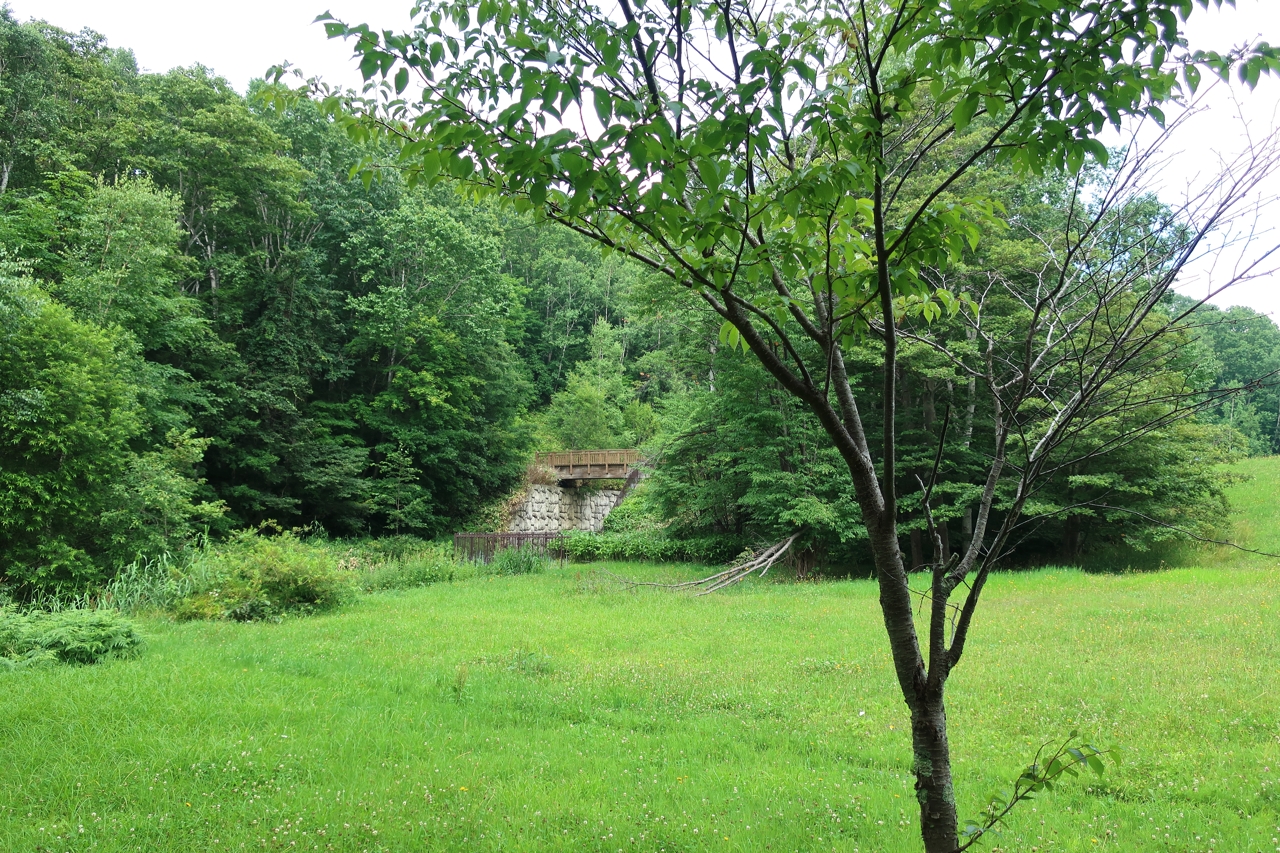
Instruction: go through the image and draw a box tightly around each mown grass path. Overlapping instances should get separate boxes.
[3,462,1279,852]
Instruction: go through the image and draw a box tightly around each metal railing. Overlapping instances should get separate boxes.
[453,531,567,564]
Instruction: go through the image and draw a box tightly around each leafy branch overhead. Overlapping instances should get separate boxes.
[291,0,1275,343]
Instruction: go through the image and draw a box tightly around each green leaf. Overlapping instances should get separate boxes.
[954,93,979,132]
[1066,145,1084,175]
[1082,139,1110,168]
[696,158,722,190]
[1184,64,1201,93]
[718,320,736,345]
[594,88,613,125]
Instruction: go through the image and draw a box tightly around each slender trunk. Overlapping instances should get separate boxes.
[0,161,10,195]
[1061,514,1081,563]
[962,347,978,552]
[868,99,955,851]
[708,341,717,392]
[963,328,978,446]
[913,697,959,853]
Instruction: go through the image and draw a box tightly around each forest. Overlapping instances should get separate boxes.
[2,6,1279,601]
[6,3,1280,853]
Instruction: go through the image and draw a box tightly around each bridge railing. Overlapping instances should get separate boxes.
[534,449,641,468]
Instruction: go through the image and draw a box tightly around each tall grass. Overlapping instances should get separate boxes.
[87,536,466,618]
[101,549,219,613]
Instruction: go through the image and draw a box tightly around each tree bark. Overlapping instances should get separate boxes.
[1061,514,1081,563]
[912,697,959,853]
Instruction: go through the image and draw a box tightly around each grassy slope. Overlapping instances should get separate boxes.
[1215,456,1280,562]
[2,464,1278,853]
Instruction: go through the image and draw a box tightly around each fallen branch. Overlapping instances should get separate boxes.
[606,534,801,595]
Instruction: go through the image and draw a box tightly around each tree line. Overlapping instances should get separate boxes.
[2,8,1279,597]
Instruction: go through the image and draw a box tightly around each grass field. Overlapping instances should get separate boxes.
[2,461,1279,853]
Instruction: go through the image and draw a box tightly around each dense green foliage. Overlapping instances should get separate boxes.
[2,7,1278,601]
[0,11,631,594]
[1182,299,1280,454]
[564,526,747,564]
[166,532,356,621]
[0,607,143,668]
[98,533,467,620]
[0,270,221,592]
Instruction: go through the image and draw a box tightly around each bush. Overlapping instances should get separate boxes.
[105,534,461,618]
[599,484,662,533]
[329,537,459,592]
[340,535,436,563]
[0,607,144,669]
[362,550,457,591]
[489,546,550,575]
[562,530,744,564]
[169,531,354,621]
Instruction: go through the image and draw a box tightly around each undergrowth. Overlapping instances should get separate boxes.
[0,607,144,669]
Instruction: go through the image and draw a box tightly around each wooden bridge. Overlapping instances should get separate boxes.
[535,449,642,483]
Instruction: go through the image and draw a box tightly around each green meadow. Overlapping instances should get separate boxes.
[3,461,1279,853]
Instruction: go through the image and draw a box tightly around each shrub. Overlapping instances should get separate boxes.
[489,546,550,575]
[107,534,461,618]
[599,484,663,533]
[332,538,459,592]
[341,535,437,564]
[252,540,351,612]
[0,607,144,669]
[170,531,354,621]
[362,551,457,591]
[563,531,745,564]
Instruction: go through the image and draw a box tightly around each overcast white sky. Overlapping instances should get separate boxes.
[11,0,1280,318]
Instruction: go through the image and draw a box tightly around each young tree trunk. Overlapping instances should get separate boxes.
[1061,514,1081,563]
[913,697,959,853]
